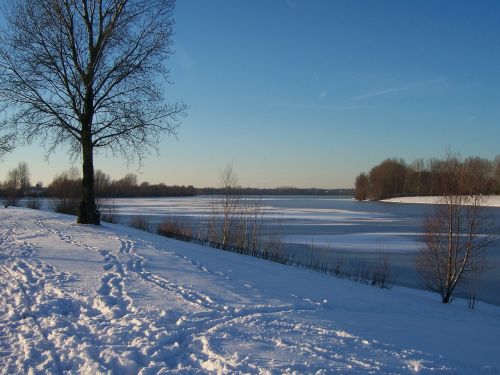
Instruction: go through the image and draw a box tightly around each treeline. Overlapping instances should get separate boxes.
[0,162,46,206]
[91,172,195,197]
[1,164,196,207]
[355,155,500,201]
[47,169,195,215]
[49,169,196,198]
[197,187,354,196]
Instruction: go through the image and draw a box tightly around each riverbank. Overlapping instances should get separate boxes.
[382,195,500,207]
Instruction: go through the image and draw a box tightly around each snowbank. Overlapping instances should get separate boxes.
[383,195,500,207]
[1,208,499,374]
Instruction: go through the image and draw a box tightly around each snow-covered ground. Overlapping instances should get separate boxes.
[1,208,499,374]
[383,195,500,207]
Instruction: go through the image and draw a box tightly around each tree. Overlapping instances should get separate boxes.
[111,173,138,196]
[368,159,407,200]
[16,162,31,195]
[0,0,186,224]
[462,157,494,195]
[220,162,240,249]
[494,155,500,194]
[3,162,30,206]
[410,158,425,196]
[416,154,497,304]
[48,168,81,214]
[354,173,369,201]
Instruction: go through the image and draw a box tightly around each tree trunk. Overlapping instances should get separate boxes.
[442,292,452,304]
[77,137,100,225]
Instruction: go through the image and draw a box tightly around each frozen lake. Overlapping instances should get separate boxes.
[105,195,500,306]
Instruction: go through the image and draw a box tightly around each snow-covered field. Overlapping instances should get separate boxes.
[383,195,500,207]
[1,208,499,374]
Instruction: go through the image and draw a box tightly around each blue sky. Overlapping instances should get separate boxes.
[2,0,500,188]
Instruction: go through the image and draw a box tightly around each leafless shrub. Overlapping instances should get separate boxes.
[49,168,80,215]
[3,162,30,206]
[157,217,193,241]
[130,216,151,232]
[26,196,41,210]
[263,218,285,262]
[372,251,391,289]
[333,256,346,278]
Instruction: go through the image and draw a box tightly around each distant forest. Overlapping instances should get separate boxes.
[197,187,354,196]
[51,170,196,198]
[1,163,354,201]
[0,167,196,200]
[355,155,500,201]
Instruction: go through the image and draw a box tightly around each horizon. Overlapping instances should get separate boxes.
[1,0,499,188]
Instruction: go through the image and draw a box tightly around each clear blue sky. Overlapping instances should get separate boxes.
[2,0,500,188]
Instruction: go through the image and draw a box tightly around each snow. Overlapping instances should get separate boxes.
[383,195,500,207]
[1,207,499,374]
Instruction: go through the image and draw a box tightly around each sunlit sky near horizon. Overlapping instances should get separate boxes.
[2,0,500,188]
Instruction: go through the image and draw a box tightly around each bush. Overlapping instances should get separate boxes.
[157,217,193,241]
[48,168,80,215]
[26,196,41,210]
[51,197,79,215]
[371,251,391,289]
[129,216,151,232]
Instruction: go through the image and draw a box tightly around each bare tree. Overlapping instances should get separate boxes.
[220,162,240,249]
[462,157,494,195]
[411,158,424,196]
[367,159,407,200]
[3,162,30,206]
[354,173,369,201]
[494,155,500,194]
[416,154,497,304]
[48,168,82,214]
[0,0,186,224]
[16,162,31,196]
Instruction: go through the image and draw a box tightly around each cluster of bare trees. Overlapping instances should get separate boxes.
[48,168,82,214]
[0,160,194,213]
[1,162,31,206]
[94,172,195,198]
[43,168,194,214]
[355,155,500,200]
